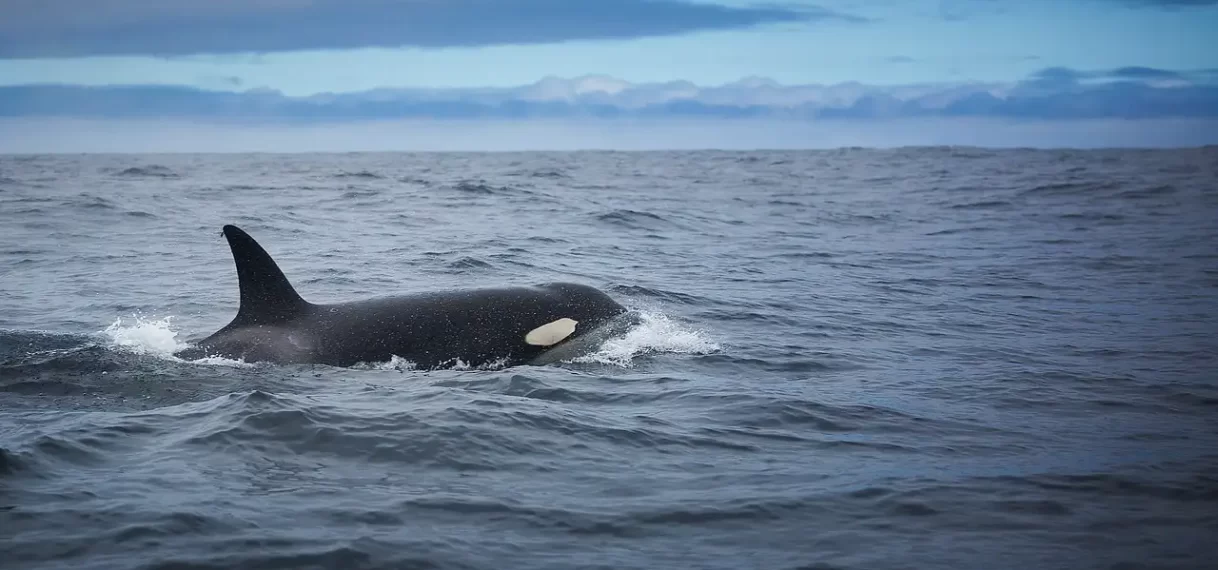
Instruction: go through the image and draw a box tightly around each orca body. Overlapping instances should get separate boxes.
[174,225,629,369]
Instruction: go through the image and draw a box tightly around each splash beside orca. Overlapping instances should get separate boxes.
[173,225,631,369]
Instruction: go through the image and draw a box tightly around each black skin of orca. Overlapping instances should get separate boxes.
[173,225,628,369]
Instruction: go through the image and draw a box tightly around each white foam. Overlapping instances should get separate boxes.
[351,354,419,371]
[572,310,720,367]
[186,355,255,368]
[352,355,513,372]
[99,315,252,367]
[101,315,188,356]
[444,356,513,371]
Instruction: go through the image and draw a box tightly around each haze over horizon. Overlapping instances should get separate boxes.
[2,0,1216,152]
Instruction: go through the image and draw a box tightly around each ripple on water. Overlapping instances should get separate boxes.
[2,149,1217,570]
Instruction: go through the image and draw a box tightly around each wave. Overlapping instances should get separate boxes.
[332,170,384,180]
[108,165,179,178]
[339,189,383,199]
[446,256,496,270]
[1017,180,1121,197]
[1057,212,1125,221]
[1118,184,1177,199]
[451,180,513,195]
[948,200,1013,210]
[506,167,570,179]
[75,194,118,210]
[925,226,994,236]
[566,312,719,368]
[609,284,711,306]
[594,209,680,231]
[0,318,243,384]
[4,146,1216,570]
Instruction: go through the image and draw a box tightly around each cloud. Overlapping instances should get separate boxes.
[3,67,1216,122]
[1019,65,1195,91]
[1109,66,1183,79]
[0,0,854,59]
[1028,67,1085,83]
[1118,0,1218,6]
[938,0,1217,20]
[199,75,245,89]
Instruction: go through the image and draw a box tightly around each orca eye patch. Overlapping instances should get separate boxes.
[525,318,578,347]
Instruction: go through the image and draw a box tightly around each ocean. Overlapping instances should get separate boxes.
[2,148,1216,569]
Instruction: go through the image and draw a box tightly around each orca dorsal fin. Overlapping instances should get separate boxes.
[222,224,310,325]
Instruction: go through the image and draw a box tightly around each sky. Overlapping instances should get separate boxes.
[1,0,1216,151]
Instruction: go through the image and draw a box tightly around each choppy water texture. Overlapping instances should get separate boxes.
[2,148,1218,570]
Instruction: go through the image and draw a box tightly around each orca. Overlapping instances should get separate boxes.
[173,225,631,369]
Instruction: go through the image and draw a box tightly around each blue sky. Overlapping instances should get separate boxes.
[1,0,1216,150]
[2,0,1216,92]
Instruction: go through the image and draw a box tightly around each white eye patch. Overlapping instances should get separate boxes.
[525,318,578,346]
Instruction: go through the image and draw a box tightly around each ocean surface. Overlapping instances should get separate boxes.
[2,148,1216,570]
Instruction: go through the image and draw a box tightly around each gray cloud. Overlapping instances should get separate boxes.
[1120,0,1218,6]
[1024,65,1189,87]
[1109,66,1184,79]
[2,67,1215,121]
[0,0,856,59]
[937,0,1217,21]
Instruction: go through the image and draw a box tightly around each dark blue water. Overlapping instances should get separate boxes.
[2,148,1217,570]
